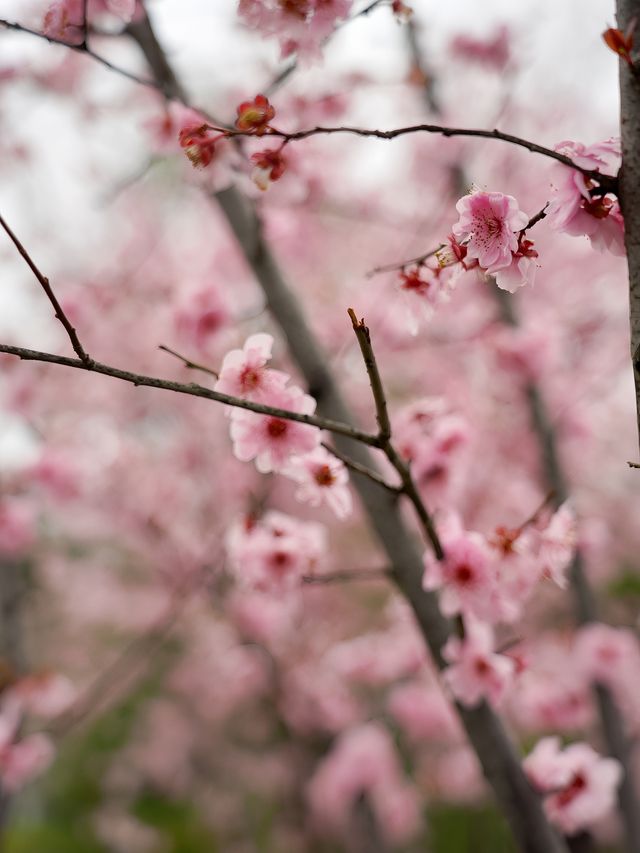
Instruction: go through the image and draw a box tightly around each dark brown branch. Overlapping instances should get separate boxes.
[158,344,219,378]
[0,18,162,93]
[214,124,618,193]
[0,344,380,446]
[81,0,89,49]
[347,308,391,442]
[0,213,91,364]
[617,0,640,462]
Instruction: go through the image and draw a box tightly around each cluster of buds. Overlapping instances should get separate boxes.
[178,95,287,191]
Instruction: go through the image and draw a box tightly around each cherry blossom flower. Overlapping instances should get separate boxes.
[450,26,511,70]
[395,398,469,492]
[453,191,529,273]
[574,623,640,689]
[237,0,352,61]
[178,122,224,169]
[546,139,625,255]
[524,503,577,588]
[282,446,352,518]
[0,500,35,557]
[423,513,497,620]
[0,733,55,793]
[235,95,275,136]
[307,723,421,845]
[175,285,229,350]
[250,147,287,191]
[229,384,320,472]
[442,620,515,707]
[523,737,622,835]
[492,237,538,292]
[214,334,289,402]
[226,510,326,591]
[44,0,138,41]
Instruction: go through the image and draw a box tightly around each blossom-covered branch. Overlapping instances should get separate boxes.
[0,344,381,446]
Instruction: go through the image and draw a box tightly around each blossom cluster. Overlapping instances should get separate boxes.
[43,0,138,42]
[425,504,576,705]
[237,0,353,60]
[216,334,352,517]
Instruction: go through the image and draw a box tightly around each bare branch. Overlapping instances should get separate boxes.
[0,213,91,364]
[0,18,162,93]
[366,243,445,277]
[0,344,381,446]
[347,308,391,443]
[159,344,219,378]
[211,124,618,193]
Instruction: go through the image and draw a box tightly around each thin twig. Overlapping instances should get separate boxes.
[0,344,381,446]
[0,213,92,364]
[321,441,401,493]
[302,567,391,584]
[81,0,89,49]
[366,243,445,277]
[263,0,388,96]
[211,124,618,193]
[347,308,391,442]
[347,309,445,560]
[0,18,163,93]
[159,344,219,378]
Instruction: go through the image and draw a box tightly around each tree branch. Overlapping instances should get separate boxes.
[0,18,161,93]
[0,344,380,446]
[158,344,219,378]
[0,212,92,364]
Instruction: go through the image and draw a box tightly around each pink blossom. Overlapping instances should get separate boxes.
[423,514,497,620]
[387,682,461,741]
[450,26,511,70]
[524,737,622,835]
[307,723,421,845]
[395,399,469,492]
[547,139,625,256]
[453,191,529,272]
[492,238,538,292]
[523,503,577,588]
[0,734,55,793]
[11,672,76,718]
[44,0,138,41]
[175,285,229,350]
[238,0,352,61]
[0,500,35,557]
[43,0,83,42]
[214,333,289,402]
[574,623,640,688]
[442,620,515,707]
[229,385,319,472]
[226,510,326,591]
[282,446,352,518]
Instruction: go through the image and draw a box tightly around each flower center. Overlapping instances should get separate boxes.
[267,418,288,438]
[314,464,335,487]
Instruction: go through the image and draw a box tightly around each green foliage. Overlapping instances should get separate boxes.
[607,569,640,599]
[132,790,219,852]
[427,805,517,853]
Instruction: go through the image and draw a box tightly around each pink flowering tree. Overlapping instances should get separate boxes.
[0,1,639,852]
